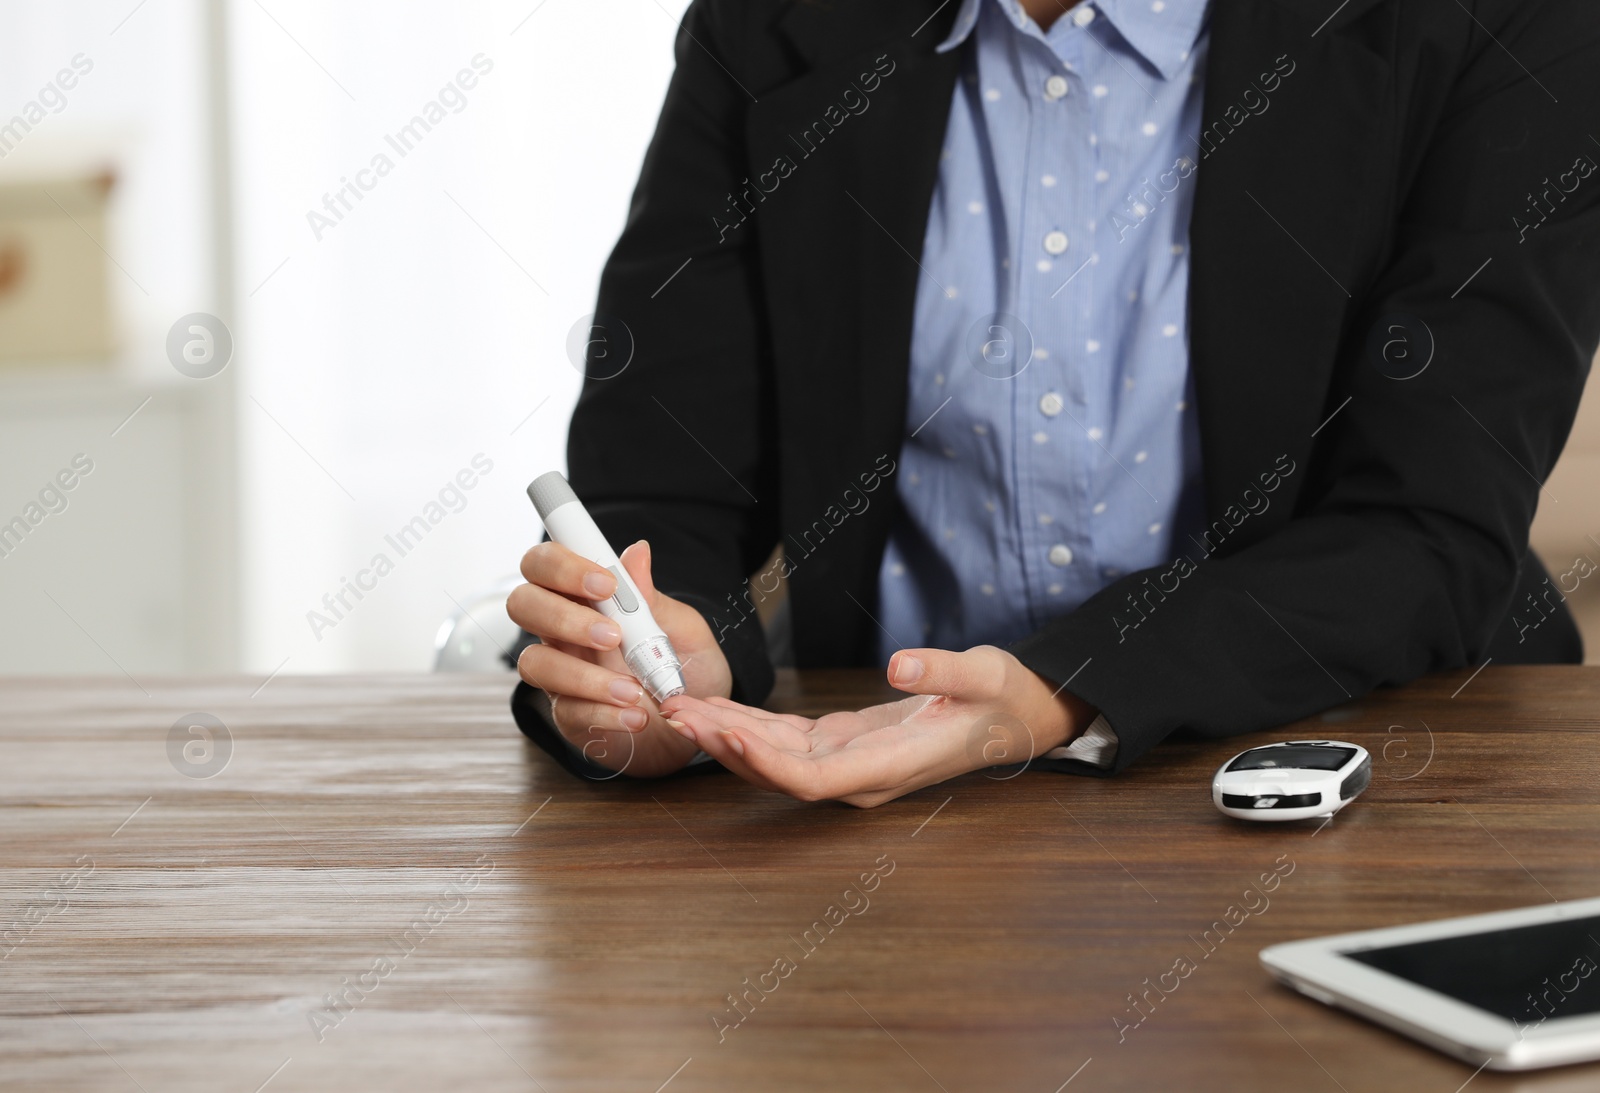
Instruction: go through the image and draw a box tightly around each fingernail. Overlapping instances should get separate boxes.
[589,622,621,648]
[619,707,648,731]
[891,654,924,686]
[608,678,644,705]
[582,571,616,599]
[720,729,745,756]
[665,718,695,742]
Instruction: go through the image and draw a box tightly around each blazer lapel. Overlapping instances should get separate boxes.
[754,2,962,477]
[1188,0,1396,546]
[750,2,963,661]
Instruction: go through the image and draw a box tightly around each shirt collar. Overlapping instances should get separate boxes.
[935,0,1209,81]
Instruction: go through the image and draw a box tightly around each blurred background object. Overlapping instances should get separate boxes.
[432,574,523,672]
[0,172,115,363]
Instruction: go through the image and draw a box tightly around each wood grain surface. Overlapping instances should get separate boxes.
[2,666,1598,1092]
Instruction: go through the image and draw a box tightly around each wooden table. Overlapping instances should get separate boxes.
[2,667,1598,1092]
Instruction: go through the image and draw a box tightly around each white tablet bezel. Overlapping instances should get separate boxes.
[1260,896,1600,1071]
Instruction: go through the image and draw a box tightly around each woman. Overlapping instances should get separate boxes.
[507,0,1599,804]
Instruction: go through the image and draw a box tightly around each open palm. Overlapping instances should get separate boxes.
[659,646,1083,807]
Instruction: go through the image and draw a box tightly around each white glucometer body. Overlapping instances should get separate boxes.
[526,472,687,703]
[1212,740,1371,822]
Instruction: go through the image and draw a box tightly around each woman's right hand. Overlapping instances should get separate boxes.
[507,538,732,777]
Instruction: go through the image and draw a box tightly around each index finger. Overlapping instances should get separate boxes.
[665,694,813,733]
[664,696,815,753]
[520,540,617,601]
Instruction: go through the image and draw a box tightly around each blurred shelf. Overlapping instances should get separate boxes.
[0,357,217,410]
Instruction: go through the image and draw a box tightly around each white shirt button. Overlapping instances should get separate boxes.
[1043,230,1069,255]
[1044,74,1069,101]
[1073,5,1097,26]
[1039,392,1064,417]
[1048,544,1074,567]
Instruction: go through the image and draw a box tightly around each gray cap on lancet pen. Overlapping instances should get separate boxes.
[527,471,577,520]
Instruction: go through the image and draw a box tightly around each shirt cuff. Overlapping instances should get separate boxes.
[1043,712,1119,769]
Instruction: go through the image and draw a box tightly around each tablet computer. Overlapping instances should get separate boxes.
[1260,897,1600,1070]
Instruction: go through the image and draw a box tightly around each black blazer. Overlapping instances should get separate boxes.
[514,0,1600,778]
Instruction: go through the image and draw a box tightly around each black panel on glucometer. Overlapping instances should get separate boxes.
[1224,745,1356,772]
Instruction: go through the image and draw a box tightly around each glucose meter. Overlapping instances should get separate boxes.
[1212,740,1371,822]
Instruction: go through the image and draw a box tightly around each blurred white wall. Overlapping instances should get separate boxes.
[231,0,690,673]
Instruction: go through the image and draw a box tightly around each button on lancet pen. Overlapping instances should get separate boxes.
[525,472,688,703]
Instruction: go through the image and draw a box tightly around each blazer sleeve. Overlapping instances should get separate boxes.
[1009,6,1600,775]
[564,0,779,705]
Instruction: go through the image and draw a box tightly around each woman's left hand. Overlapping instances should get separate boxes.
[657,645,1097,807]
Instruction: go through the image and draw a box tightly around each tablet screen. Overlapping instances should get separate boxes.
[1345,915,1600,1026]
